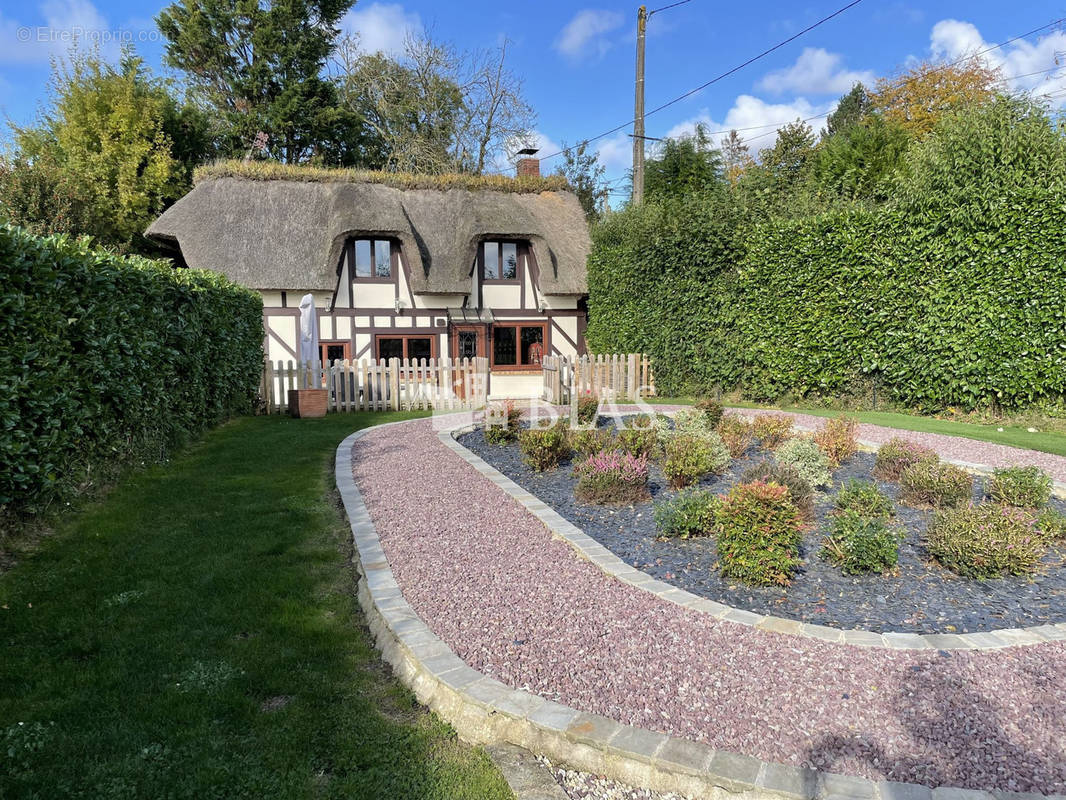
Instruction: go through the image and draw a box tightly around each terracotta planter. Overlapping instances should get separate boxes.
[288,388,328,418]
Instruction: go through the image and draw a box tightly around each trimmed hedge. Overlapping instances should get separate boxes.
[1,225,263,526]
[586,99,1066,411]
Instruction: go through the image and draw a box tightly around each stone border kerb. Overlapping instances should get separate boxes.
[336,418,1066,800]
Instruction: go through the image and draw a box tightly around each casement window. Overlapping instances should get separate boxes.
[348,238,395,280]
[375,335,436,362]
[491,323,545,369]
[480,240,521,282]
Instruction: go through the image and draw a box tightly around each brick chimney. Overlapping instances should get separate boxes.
[516,147,540,177]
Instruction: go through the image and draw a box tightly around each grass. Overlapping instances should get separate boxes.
[0,412,513,800]
[649,398,1066,458]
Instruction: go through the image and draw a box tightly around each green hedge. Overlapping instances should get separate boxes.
[587,99,1066,411]
[1,225,263,525]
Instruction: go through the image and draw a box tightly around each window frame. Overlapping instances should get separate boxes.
[478,239,524,285]
[374,334,438,362]
[348,237,398,283]
[489,322,547,372]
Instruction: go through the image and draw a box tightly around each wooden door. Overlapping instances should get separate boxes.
[450,326,485,399]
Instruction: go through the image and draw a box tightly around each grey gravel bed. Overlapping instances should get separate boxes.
[352,419,1066,795]
[537,756,695,800]
[457,420,1066,634]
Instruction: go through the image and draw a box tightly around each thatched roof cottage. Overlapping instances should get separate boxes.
[147,158,591,398]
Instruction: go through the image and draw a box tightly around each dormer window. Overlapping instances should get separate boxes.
[349,238,394,279]
[480,240,521,282]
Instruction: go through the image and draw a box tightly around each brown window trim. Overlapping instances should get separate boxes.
[490,321,546,371]
[348,237,399,283]
[319,340,352,365]
[373,333,438,362]
[479,239,524,285]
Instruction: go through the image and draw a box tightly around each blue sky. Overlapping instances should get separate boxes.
[2,0,1065,193]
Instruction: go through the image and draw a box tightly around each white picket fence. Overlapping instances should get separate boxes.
[542,353,654,404]
[261,357,489,414]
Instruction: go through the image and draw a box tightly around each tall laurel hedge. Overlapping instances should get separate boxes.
[587,98,1066,411]
[1,225,263,524]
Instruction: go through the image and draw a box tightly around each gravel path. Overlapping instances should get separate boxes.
[352,418,1066,795]
[538,756,695,800]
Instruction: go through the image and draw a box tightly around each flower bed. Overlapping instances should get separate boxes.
[458,414,1066,634]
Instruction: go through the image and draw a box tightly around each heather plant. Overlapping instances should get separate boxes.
[617,428,658,458]
[821,510,900,574]
[926,502,1045,578]
[518,422,571,471]
[873,438,937,481]
[814,415,858,467]
[574,449,650,504]
[715,481,805,586]
[484,399,522,445]
[662,431,730,489]
[716,415,755,458]
[834,479,894,519]
[694,397,724,427]
[575,392,599,426]
[740,460,814,520]
[673,407,713,434]
[654,488,719,539]
[986,466,1053,508]
[899,459,971,508]
[570,427,612,457]
[1034,507,1066,541]
[752,414,795,449]
[774,437,832,489]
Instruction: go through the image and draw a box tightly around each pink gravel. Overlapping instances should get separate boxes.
[352,418,1066,794]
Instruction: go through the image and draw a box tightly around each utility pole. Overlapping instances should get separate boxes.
[632,4,647,205]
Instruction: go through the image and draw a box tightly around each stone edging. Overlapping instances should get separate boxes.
[336,419,1066,800]
[441,422,1066,651]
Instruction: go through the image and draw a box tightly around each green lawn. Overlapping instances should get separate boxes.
[650,399,1066,458]
[0,413,512,800]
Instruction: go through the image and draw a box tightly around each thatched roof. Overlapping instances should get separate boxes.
[146,171,591,296]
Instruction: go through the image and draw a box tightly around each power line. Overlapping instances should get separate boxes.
[649,0,694,15]
[530,0,869,167]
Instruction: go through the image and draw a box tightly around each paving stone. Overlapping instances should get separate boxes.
[436,665,482,691]
[883,632,931,649]
[464,676,512,708]
[757,616,804,636]
[818,771,877,799]
[656,736,713,773]
[707,749,760,789]
[565,712,621,746]
[991,628,1047,646]
[799,623,844,643]
[603,724,668,762]
[1025,624,1066,641]
[722,608,765,626]
[759,761,818,799]
[931,788,995,799]
[421,651,464,676]
[491,689,545,718]
[878,780,933,800]
[527,701,580,733]
[843,630,886,648]
[921,634,974,650]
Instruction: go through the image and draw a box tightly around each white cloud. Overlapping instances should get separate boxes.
[595,133,632,171]
[0,0,116,65]
[758,47,875,96]
[928,18,1066,106]
[666,95,831,152]
[554,9,624,62]
[340,2,421,56]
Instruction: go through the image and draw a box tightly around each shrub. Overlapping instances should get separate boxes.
[673,407,712,433]
[1034,507,1066,541]
[872,438,938,481]
[654,489,719,539]
[570,427,612,457]
[694,397,724,427]
[752,414,795,449]
[899,459,971,508]
[576,392,599,426]
[1,225,262,526]
[821,510,899,574]
[629,413,658,429]
[484,400,522,445]
[740,460,814,520]
[834,479,894,519]
[716,415,755,458]
[814,415,858,467]
[518,423,571,471]
[574,449,650,504]
[926,502,1045,578]
[986,466,1053,508]
[662,431,730,489]
[617,428,658,458]
[774,438,832,489]
[715,481,805,586]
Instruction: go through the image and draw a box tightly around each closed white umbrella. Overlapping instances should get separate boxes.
[298,293,319,388]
